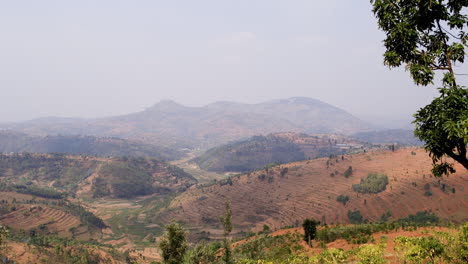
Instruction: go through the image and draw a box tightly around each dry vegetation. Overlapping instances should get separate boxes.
[157,148,467,238]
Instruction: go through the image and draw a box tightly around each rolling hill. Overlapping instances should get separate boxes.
[154,148,468,238]
[1,97,373,148]
[0,153,196,199]
[0,130,185,160]
[192,133,366,173]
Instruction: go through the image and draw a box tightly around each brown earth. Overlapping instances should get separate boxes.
[0,204,81,237]
[2,240,125,264]
[157,148,467,237]
[0,192,46,203]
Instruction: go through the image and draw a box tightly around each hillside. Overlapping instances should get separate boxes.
[0,191,106,241]
[351,129,423,146]
[155,148,468,238]
[0,153,196,199]
[0,130,184,160]
[192,133,366,173]
[226,224,467,263]
[1,97,372,148]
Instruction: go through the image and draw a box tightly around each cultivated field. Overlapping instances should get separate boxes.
[157,148,468,237]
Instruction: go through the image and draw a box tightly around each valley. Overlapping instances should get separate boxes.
[0,98,466,263]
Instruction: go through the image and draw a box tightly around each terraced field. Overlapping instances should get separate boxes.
[0,204,81,237]
[157,148,468,236]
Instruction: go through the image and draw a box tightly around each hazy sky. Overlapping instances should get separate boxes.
[1,0,459,127]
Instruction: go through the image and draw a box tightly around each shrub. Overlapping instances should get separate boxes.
[356,244,385,264]
[336,195,350,205]
[344,166,353,178]
[348,210,365,224]
[397,211,439,225]
[424,191,433,196]
[352,173,389,194]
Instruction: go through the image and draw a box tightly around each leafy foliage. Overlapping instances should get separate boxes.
[356,244,385,264]
[302,218,320,246]
[371,0,468,175]
[220,200,233,264]
[343,166,353,178]
[395,236,445,263]
[348,210,366,224]
[336,195,350,205]
[352,173,389,194]
[184,241,217,264]
[159,221,188,264]
[414,87,468,176]
[397,210,440,225]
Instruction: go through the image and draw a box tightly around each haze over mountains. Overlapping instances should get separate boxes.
[0,131,185,160]
[1,97,374,148]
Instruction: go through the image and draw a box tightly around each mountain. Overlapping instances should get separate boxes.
[0,130,185,160]
[206,97,370,134]
[1,97,372,148]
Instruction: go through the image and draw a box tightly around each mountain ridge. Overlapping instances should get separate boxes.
[1,97,373,148]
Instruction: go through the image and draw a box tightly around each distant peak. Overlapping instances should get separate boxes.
[267,97,325,106]
[286,97,321,104]
[146,100,186,112]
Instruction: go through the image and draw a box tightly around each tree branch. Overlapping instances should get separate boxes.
[437,20,458,87]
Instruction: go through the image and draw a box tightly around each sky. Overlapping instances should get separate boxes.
[0,0,457,128]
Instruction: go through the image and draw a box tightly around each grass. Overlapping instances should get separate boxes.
[175,161,228,183]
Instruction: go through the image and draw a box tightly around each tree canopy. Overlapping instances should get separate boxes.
[302,218,320,247]
[371,0,468,176]
[158,220,188,264]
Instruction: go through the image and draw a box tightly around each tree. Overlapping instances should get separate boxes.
[185,241,217,264]
[371,0,468,176]
[344,166,353,178]
[158,220,188,264]
[220,200,233,264]
[302,218,320,247]
[0,225,9,258]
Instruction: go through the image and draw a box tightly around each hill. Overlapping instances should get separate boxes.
[154,148,468,238]
[225,224,467,263]
[192,133,366,173]
[351,129,423,146]
[0,153,196,199]
[0,191,106,242]
[0,130,185,160]
[1,97,372,148]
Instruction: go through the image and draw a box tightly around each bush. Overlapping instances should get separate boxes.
[348,210,365,224]
[344,166,353,178]
[352,173,389,194]
[336,195,350,205]
[397,211,439,225]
